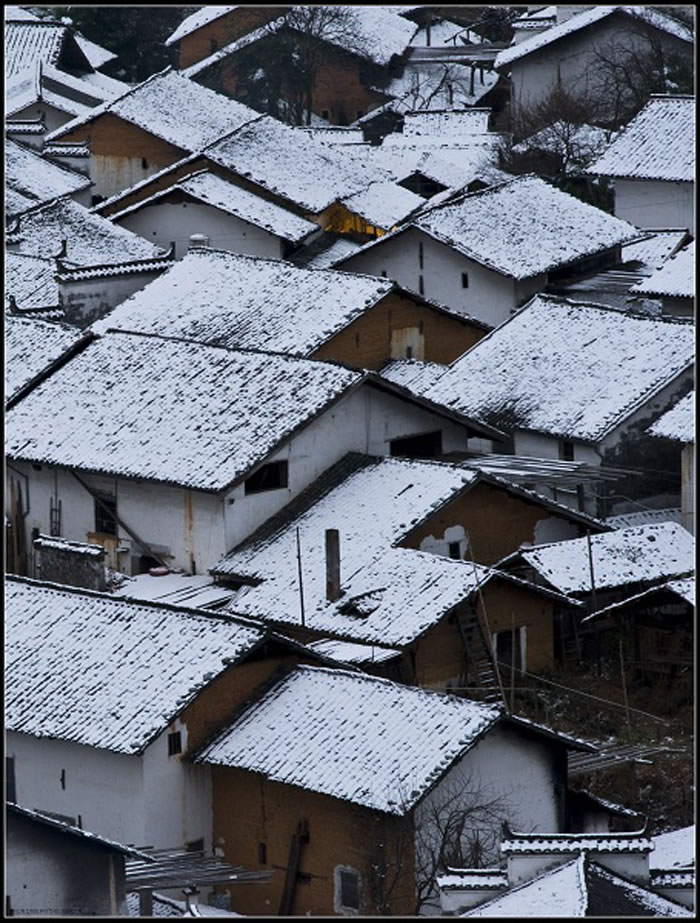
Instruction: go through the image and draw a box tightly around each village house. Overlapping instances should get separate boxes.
[5,330,501,577]
[648,391,695,535]
[585,95,695,234]
[493,6,694,132]
[5,197,174,326]
[630,240,695,317]
[91,247,490,368]
[6,803,150,917]
[332,175,640,326]
[182,7,416,127]
[42,67,260,201]
[192,663,595,916]
[411,294,695,514]
[5,575,342,857]
[441,828,693,916]
[5,137,93,215]
[108,170,320,260]
[164,5,289,71]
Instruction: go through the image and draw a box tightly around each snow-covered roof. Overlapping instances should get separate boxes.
[340,179,425,228]
[501,831,653,855]
[6,60,128,118]
[6,137,91,209]
[8,803,152,859]
[165,6,237,46]
[91,248,395,356]
[112,572,236,611]
[5,314,84,403]
[4,6,42,21]
[582,575,696,621]
[45,68,258,154]
[5,331,363,492]
[495,6,693,69]
[510,522,695,596]
[5,251,60,312]
[203,115,393,213]
[73,31,117,69]
[410,176,640,280]
[195,663,503,813]
[437,869,508,891]
[403,109,491,138]
[648,391,695,443]
[110,170,317,244]
[380,358,451,393]
[4,21,80,78]
[408,17,479,48]
[651,825,695,871]
[305,638,402,664]
[6,198,163,267]
[423,295,695,443]
[512,121,614,167]
[586,96,695,183]
[292,234,363,270]
[622,230,690,272]
[5,576,266,755]
[631,241,695,298]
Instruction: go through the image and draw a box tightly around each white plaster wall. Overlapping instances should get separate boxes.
[614,179,694,234]
[342,228,519,326]
[59,270,165,326]
[7,730,147,846]
[414,722,564,913]
[506,852,569,885]
[116,200,285,260]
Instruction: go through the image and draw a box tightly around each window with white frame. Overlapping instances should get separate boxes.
[334,865,362,914]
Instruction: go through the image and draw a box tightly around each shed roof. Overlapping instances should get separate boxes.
[622,230,690,272]
[110,170,318,244]
[91,247,395,356]
[506,522,695,596]
[631,242,695,298]
[410,176,640,280]
[423,295,695,443]
[648,391,695,443]
[6,197,163,267]
[6,137,92,211]
[165,6,238,46]
[194,663,504,813]
[586,96,695,183]
[5,314,84,402]
[340,179,425,229]
[5,576,266,755]
[44,67,258,154]
[494,6,693,69]
[582,575,695,622]
[5,330,363,492]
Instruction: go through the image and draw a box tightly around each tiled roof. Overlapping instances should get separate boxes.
[6,137,91,208]
[437,869,507,890]
[622,230,690,271]
[290,233,363,270]
[45,68,258,154]
[651,825,695,871]
[586,96,695,182]
[403,109,491,138]
[165,6,237,46]
[423,295,695,443]
[5,251,60,312]
[305,638,402,664]
[6,198,163,267]
[380,358,451,393]
[606,508,682,530]
[5,576,266,754]
[582,575,696,622]
[195,663,503,813]
[5,331,363,492]
[74,32,117,69]
[495,6,693,69]
[91,248,395,356]
[340,179,425,229]
[510,522,695,596]
[5,314,84,402]
[648,391,695,443]
[111,170,317,243]
[584,861,693,917]
[411,176,640,280]
[500,832,653,855]
[6,61,128,118]
[204,115,393,213]
[5,21,69,78]
[631,241,695,298]
[112,572,237,611]
[5,185,38,217]
[465,856,588,917]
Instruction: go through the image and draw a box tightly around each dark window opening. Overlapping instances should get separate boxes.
[390,430,442,459]
[461,271,469,288]
[258,842,267,864]
[418,274,424,295]
[139,555,161,574]
[418,241,424,269]
[186,838,204,852]
[448,541,461,560]
[321,109,330,120]
[381,269,387,277]
[244,460,288,494]
[141,157,148,169]
[6,757,16,803]
[339,870,360,911]
[91,194,105,207]
[94,492,117,536]
[496,628,522,676]
[405,345,413,359]
[168,731,182,756]
[559,441,575,461]
[356,109,364,119]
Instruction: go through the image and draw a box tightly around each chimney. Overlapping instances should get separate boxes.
[325,528,341,601]
[188,233,210,249]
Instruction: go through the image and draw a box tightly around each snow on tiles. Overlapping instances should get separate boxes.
[5,314,84,403]
[424,295,695,443]
[92,248,395,354]
[5,251,61,312]
[5,331,361,492]
[195,664,503,814]
[340,180,425,230]
[648,391,695,443]
[631,241,695,299]
[5,577,265,754]
[412,176,640,281]
[164,6,237,47]
[5,137,92,206]
[513,522,695,596]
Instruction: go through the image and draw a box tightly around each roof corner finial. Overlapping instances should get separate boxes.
[8,295,20,315]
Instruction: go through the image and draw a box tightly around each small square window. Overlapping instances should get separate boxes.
[94,492,118,536]
[559,441,575,461]
[168,731,182,756]
[321,109,330,120]
[258,842,267,864]
[405,346,413,359]
[141,157,148,169]
[334,866,361,913]
[461,271,469,288]
[244,460,289,495]
[448,541,461,559]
